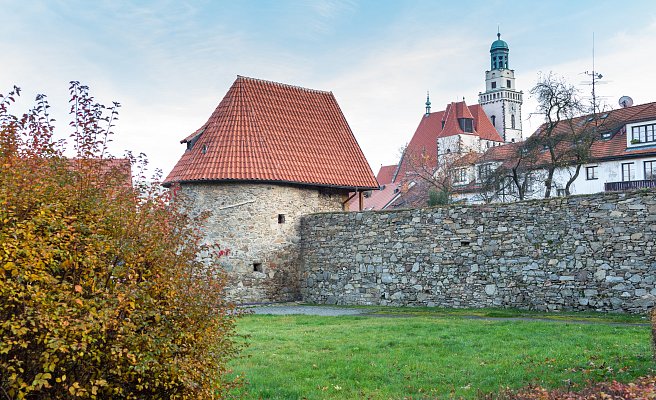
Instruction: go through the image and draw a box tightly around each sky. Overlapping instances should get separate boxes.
[1,0,655,178]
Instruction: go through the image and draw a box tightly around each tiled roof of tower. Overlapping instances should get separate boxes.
[164,76,379,189]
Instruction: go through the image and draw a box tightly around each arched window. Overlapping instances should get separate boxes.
[511,114,516,129]
[491,115,496,126]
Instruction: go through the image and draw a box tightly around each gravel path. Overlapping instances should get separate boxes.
[246,304,368,317]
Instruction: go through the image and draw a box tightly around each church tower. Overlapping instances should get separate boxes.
[478,32,523,143]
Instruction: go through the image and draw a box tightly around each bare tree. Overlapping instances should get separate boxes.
[530,73,587,198]
[399,144,460,204]
[478,141,542,202]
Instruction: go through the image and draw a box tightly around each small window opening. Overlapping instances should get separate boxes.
[278,214,285,224]
[253,263,263,272]
[460,240,470,246]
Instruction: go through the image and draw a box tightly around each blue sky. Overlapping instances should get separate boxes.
[1,0,655,177]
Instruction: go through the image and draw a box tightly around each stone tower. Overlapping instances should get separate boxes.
[478,32,523,143]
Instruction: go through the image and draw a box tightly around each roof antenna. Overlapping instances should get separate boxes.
[583,32,603,114]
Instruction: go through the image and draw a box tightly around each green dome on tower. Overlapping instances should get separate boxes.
[490,33,508,51]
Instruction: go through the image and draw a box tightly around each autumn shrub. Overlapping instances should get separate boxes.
[0,83,241,399]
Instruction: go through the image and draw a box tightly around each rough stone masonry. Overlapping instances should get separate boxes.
[300,190,656,313]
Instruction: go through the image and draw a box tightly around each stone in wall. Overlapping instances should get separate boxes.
[180,182,345,303]
[300,190,656,313]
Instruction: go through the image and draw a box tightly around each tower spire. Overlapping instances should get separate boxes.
[425,91,431,116]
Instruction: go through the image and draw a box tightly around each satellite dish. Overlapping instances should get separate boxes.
[619,96,634,108]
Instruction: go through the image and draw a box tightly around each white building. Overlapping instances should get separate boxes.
[454,101,656,202]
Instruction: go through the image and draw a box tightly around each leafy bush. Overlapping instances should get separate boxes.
[428,189,450,206]
[0,83,241,399]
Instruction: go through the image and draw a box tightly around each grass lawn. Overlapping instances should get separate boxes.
[228,309,653,399]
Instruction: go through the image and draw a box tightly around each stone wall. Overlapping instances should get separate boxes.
[300,190,656,313]
[180,182,346,303]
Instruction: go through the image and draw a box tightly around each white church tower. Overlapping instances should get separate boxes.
[478,32,523,143]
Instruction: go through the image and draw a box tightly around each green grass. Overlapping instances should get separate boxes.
[228,312,653,399]
[352,305,649,324]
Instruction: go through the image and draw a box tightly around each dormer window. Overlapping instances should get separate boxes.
[630,122,656,145]
[458,118,474,133]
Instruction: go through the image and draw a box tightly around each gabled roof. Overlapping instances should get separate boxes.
[469,104,504,141]
[583,102,656,161]
[347,182,402,211]
[477,101,656,167]
[439,101,503,141]
[392,111,444,182]
[164,76,378,190]
[376,164,397,185]
[393,100,503,182]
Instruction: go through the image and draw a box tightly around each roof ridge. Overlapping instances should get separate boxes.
[236,75,332,95]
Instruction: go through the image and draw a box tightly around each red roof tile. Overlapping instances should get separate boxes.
[347,182,401,211]
[479,101,656,167]
[394,111,444,180]
[394,100,503,182]
[376,164,398,185]
[164,76,378,189]
[469,104,504,142]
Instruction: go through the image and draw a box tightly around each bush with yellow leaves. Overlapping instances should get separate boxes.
[0,83,241,399]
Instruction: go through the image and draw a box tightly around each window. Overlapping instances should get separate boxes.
[278,214,286,224]
[631,123,656,144]
[586,166,598,180]
[511,114,516,129]
[645,160,656,180]
[458,118,473,133]
[506,79,511,88]
[453,168,467,183]
[491,115,496,126]
[253,263,263,272]
[491,82,497,89]
[478,164,492,181]
[621,162,635,182]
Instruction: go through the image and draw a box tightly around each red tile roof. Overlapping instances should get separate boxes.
[347,182,401,211]
[68,158,132,187]
[394,100,503,182]
[376,164,398,185]
[586,102,656,161]
[479,101,656,167]
[469,104,504,142]
[164,76,379,190]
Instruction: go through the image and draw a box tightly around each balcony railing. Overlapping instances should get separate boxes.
[605,179,656,191]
